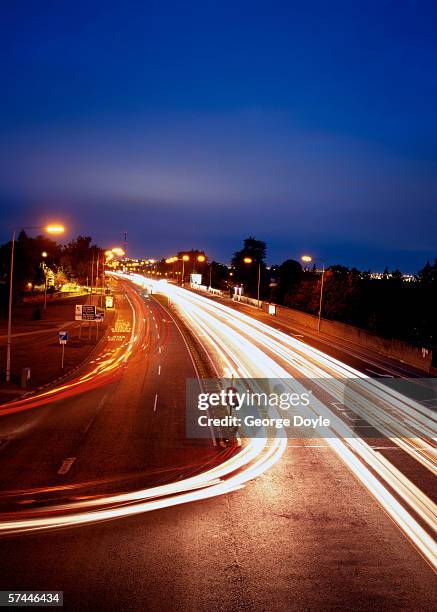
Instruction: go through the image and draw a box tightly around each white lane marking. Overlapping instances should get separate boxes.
[83,392,109,434]
[158,365,161,375]
[153,394,158,412]
[58,457,76,475]
[158,346,162,354]
[289,445,328,448]
[365,368,394,378]
[155,322,158,329]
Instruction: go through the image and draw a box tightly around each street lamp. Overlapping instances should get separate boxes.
[208,262,214,290]
[243,257,261,308]
[166,254,206,286]
[301,255,325,332]
[41,251,48,310]
[6,224,65,382]
[180,255,190,286]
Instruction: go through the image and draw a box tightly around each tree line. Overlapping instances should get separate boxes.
[225,237,436,349]
[0,232,101,314]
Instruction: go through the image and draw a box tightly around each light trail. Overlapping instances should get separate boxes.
[126,275,436,569]
[0,283,140,416]
[0,275,287,537]
[1,273,435,572]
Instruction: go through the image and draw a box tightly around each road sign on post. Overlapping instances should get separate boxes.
[58,331,68,344]
[75,305,96,321]
[58,331,68,369]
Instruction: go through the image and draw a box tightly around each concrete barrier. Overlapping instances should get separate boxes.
[261,302,433,373]
[190,283,224,297]
[233,295,263,308]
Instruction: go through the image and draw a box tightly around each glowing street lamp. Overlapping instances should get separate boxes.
[111,247,125,257]
[243,257,261,308]
[6,223,65,381]
[46,225,65,235]
[301,254,325,332]
[181,255,190,286]
[41,251,49,310]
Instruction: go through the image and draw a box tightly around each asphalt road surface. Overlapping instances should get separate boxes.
[0,275,435,611]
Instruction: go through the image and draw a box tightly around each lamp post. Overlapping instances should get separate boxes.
[181,255,189,286]
[209,262,213,290]
[41,251,48,310]
[6,224,65,382]
[165,254,206,287]
[301,255,325,332]
[243,257,261,307]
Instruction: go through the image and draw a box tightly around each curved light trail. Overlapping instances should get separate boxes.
[0,273,435,572]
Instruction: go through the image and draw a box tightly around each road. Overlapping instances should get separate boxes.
[0,275,435,611]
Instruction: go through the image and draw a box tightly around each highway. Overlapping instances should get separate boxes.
[0,274,435,611]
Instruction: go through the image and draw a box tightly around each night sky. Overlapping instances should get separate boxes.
[1,1,436,271]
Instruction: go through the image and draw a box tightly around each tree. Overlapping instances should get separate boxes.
[270,259,302,304]
[61,236,101,285]
[231,237,267,298]
[0,231,62,312]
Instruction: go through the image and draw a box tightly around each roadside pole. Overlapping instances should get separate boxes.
[89,250,95,305]
[58,331,68,369]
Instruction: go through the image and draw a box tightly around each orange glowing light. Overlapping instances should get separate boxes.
[46,225,65,234]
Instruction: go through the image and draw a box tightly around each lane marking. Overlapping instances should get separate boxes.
[153,393,158,412]
[158,346,162,354]
[58,457,76,475]
[365,368,394,378]
[158,365,161,375]
[83,392,109,434]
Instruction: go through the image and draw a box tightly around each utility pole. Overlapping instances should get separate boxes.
[317,264,325,332]
[6,231,16,382]
[257,262,261,308]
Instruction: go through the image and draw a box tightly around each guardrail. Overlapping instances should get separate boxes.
[233,295,263,308]
[190,283,224,297]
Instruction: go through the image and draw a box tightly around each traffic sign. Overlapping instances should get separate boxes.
[105,295,114,309]
[58,330,68,344]
[75,305,96,321]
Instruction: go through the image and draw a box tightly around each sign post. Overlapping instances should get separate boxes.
[75,304,97,340]
[58,331,68,369]
[95,312,104,339]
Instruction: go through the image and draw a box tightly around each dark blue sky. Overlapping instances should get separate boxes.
[1,1,436,271]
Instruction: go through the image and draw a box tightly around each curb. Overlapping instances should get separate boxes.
[2,319,113,403]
